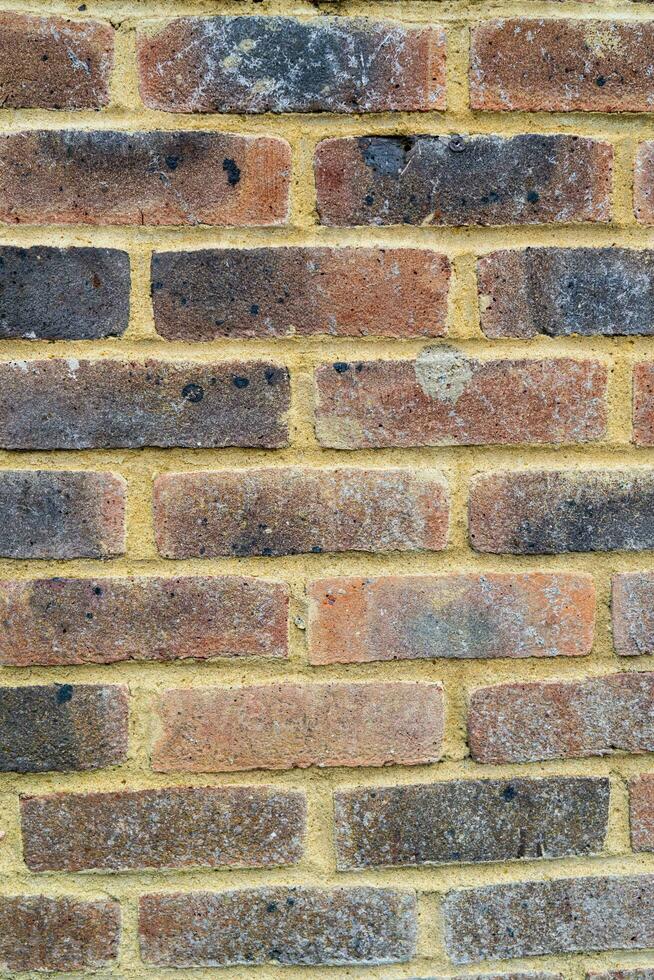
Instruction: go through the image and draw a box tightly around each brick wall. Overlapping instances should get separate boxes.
[0,0,653,977]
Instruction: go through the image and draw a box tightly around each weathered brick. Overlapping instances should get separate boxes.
[478,248,654,338]
[21,786,305,871]
[468,672,654,764]
[138,16,445,113]
[153,682,443,772]
[469,469,654,554]
[314,354,607,448]
[634,143,654,224]
[0,684,128,772]
[590,971,654,980]
[629,775,654,851]
[335,776,609,869]
[471,20,654,112]
[0,576,288,666]
[154,468,449,558]
[443,875,654,963]
[308,573,595,664]
[0,896,120,973]
[314,135,612,226]
[0,13,113,109]
[612,572,654,655]
[0,470,125,559]
[0,359,290,449]
[0,246,130,340]
[633,363,654,445]
[418,975,562,980]
[139,887,416,967]
[0,131,290,226]
[151,247,450,340]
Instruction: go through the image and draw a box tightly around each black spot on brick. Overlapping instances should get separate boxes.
[223,158,241,186]
[233,376,250,389]
[333,362,350,373]
[56,684,73,704]
[181,382,205,403]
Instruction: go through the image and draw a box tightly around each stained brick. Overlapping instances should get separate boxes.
[629,775,654,851]
[632,363,654,445]
[612,572,654,655]
[589,971,654,980]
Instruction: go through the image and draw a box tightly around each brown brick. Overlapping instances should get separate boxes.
[634,143,654,224]
[0,13,113,109]
[0,359,289,449]
[629,775,654,851]
[0,130,290,226]
[443,875,654,963]
[314,135,612,226]
[0,684,127,772]
[139,887,416,967]
[153,682,443,772]
[633,363,654,445]
[21,786,305,871]
[471,20,654,112]
[314,354,607,448]
[0,470,125,559]
[138,16,445,113]
[308,573,595,664]
[469,469,654,554]
[151,247,450,340]
[0,896,120,973]
[612,572,654,656]
[0,576,288,666]
[154,468,449,558]
[468,672,654,764]
[335,776,609,869]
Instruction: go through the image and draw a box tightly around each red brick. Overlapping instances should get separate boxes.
[308,572,595,664]
[613,572,654,656]
[153,468,449,558]
[138,16,445,113]
[468,672,654,764]
[0,130,290,226]
[0,13,113,109]
[314,355,607,448]
[634,143,654,224]
[630,775,654,851]
[153,682,443,772]
[151,247,450,340]
[471,20,654,112]
[633,363,654,445]
[0,576,288,666]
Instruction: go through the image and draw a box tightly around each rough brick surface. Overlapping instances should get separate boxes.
[590,971,654,980]
[629,775,654,851]
[314,354,607,447]
[632,363,654,445]
[308,573,595,663]
[138,16,445,113]
[335,777,609,868]
[21,787,305,871]
[0,684,128,772]
[478,248,654,338]
[0,576,288,666]
[154,468,449,558]
[0,359,290,449]
[468,673,654,764]
[443,875,654,963]
[151,247,450,340]
[0,896,120,973]
[314,135,612,226]
[0,131,291,226]
[139,887,417,967]
[634,144,654,224]
[612,572,654,655]
[0,470,125,559]
[153,682,444,772]
[469,470,654,554]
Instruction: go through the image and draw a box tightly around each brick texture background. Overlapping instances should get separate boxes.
[1,0,654,977]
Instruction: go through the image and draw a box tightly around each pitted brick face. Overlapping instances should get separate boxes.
[629,776,654,851]
[612,572,654,655]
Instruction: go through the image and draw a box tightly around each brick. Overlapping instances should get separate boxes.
[419,975,562,980]
[471,20,654,112]
[139,887,416,967]
[469,469,654,554]
[154,468,449,558]
[314,354,607,448]
[630,775,654,850]
[0,576,288,666]
[335,776,609,869]
[0,130,290,226]
[468,672,654,764]
[0,470,125,559]
[314,135,612,226]
[633,363,654,445]
[613,572,654,655]
[478,248,654,338]
[0,684,127,772]
[21,786,305,871]
[138,16,445,113]
[0,13,113,109]
[0,896,120,973]
[443,875,654,963]
[0,359,290,450]
[0,246,130,340]
[151,247,450,340]
[308,573,595,664]
[153,682,443,772]
[590,972,654,980]
[634,143,654,224]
